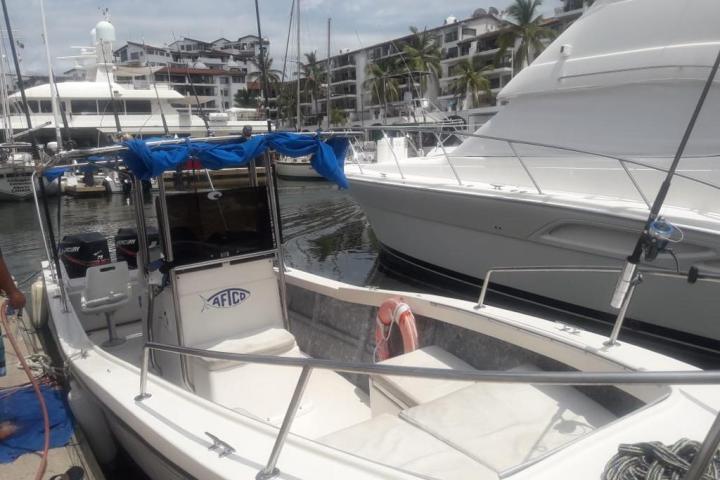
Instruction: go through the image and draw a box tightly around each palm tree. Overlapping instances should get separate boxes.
[301,52,325,126]
[497,0,556,74]
[329,107,348,126]
[363,59,400,117]
[448,59,492,110]
[275,83,298,129]
[248,55,282,93]
[233,89,258,108]
[402,26,442,99]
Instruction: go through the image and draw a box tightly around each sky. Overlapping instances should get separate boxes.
[8,0,564,75]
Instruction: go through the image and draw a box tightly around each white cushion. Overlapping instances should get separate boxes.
[321,414,498,480]
[400,381,616,473]
[191,327,296,371]
[372,346,476,408]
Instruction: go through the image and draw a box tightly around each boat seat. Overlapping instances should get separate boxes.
[399,379,616,473]
[190,327,297,371]
[369,345,476,415]
[80,262,131,347]
[320,413,498,480]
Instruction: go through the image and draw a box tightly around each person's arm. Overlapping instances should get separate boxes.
[0,254,25,311]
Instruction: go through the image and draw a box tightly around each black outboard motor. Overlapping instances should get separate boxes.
[59,232,111,278]
[114,227,160,269]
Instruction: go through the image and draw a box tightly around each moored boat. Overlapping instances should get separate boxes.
[31,132,720,480]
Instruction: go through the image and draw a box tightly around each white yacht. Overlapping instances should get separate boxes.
[346,0,720,348]
[31,133,720,480]
[2,19,268,148]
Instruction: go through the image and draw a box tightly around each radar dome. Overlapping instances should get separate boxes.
[489,6,499,15]
[94,20,116,43]
[444,16,458,24]
[472,8,487,17]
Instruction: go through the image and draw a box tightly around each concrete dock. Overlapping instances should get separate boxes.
[0,306,104,480]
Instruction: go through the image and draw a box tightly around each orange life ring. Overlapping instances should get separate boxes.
[374,297,419,362]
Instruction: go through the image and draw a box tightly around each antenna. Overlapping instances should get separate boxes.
[253,0,272,133]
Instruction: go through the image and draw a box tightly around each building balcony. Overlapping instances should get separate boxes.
[332,63,356,71]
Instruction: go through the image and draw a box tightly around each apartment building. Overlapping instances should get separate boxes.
[280,1,584,129]
[113,35,268,111]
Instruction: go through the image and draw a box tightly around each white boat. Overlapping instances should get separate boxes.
[276,156,323,180]
[1,19,268,147]
[346,0,720,348]
[33,134,720,480]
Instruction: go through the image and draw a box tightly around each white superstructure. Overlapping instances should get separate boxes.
[1,19,268,146]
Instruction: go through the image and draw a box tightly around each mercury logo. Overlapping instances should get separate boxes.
[200,288,250,311]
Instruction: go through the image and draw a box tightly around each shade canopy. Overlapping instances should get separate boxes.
[44,132,350,188]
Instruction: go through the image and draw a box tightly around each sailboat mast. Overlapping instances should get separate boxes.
[0,34,12,143]
[295,0,301,131]
[253,0,272,133]
[39,0,62,149]
[325,18,331,130]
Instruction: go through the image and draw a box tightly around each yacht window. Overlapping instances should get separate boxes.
[158,186,275,267]
[39,100,53,113]
[26,101,39,113]
[125,100,152,114]
[71,100,98,114]
[97,99,122,115]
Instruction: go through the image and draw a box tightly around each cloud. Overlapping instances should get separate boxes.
[7,0,563,75]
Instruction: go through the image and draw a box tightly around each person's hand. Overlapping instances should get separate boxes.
[7,288,25,311]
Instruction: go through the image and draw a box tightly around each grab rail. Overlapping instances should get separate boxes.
[474,265,720,346]
[135,341,720,480]
[360,125,720,210]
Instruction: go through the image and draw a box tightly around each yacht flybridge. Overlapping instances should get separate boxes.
[2,19,267,147]
[346,0,720,351]
[31,132,720,479]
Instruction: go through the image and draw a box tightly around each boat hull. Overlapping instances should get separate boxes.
[276,161,323,180]
[348,178,720,345]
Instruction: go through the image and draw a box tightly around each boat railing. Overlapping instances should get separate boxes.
[356,125,720,212]
[475,265,720,345]
[135,340,720,480]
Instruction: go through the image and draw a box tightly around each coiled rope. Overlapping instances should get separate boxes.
[602,439,720,480]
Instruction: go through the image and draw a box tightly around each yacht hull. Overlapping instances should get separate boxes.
[348,178,720,345]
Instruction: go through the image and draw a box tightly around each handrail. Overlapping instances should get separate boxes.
[136,340,720,480]
[361,125,720,198]
[474,264,719,308]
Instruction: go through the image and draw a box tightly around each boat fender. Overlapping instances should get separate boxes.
[30,278,48,329]
[67,380,117,465]
[374,297,419,361]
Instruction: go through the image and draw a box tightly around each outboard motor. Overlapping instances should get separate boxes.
[114,227,160,269]
[59,232,111,279]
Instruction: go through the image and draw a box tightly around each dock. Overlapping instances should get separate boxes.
[0,305,105,480]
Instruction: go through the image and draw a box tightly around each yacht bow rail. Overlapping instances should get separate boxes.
[136,341,720,480]
[355,125,720,210]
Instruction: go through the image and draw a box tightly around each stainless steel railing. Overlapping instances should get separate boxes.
[355,125,720,210]
[473,265,720,345]
[135,340,720,480]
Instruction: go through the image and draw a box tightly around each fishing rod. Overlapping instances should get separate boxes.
[143,40,170,137]
[609,47,720,318]
[99,32,122,137]
[170,33,210,136]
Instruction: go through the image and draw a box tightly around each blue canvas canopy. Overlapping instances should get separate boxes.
[44,132,350,188]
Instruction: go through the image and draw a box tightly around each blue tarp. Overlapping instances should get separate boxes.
[0,383,74,463]
[45,132,350,188]
[122,132,349,187]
